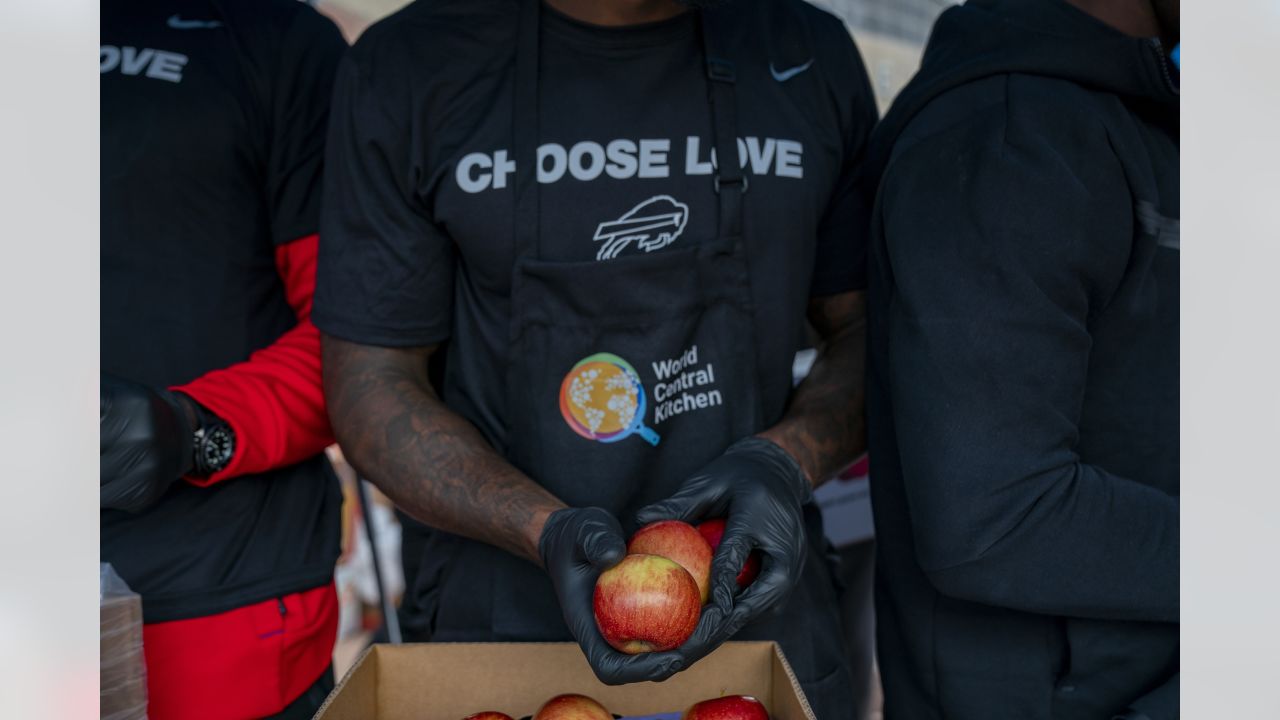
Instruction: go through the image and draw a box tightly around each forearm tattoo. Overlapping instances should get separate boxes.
[322,336,565,565]
[760,291,868,489]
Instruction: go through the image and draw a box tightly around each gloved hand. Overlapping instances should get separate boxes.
[100,374,194,512]
[633,436,812,664]
[540,506,691,684]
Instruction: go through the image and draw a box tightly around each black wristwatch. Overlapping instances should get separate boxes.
[190,402,236,477]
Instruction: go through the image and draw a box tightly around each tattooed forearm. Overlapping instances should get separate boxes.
[322,335,565,566]
[759,291,867,489]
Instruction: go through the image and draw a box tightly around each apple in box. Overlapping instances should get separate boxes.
[594,553,700,653]
[682,695,769,720]
[533,694,613,720]
[696,519,762,590]
[627,520,713,602]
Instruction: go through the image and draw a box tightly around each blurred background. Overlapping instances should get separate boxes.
[316,0,956,111]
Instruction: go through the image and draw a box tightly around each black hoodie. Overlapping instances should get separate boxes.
[863,1,1179,718]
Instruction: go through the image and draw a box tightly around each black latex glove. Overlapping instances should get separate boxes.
[539,506,693,684]
[100,374,194,513]
[633,436,812,667]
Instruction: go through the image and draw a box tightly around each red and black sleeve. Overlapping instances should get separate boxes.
[169,9,346,486]
[172,234,333,486]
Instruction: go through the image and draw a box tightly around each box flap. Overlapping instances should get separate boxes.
[316,645,380,717]
[770,645,818,720]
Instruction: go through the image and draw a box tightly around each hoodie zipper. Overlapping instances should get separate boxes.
[1148,38,1179,95]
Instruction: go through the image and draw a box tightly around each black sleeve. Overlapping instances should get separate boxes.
[265,5,347,245]
[881,110,1179,623]
[1127,673,1178,719]
[810,25,878,296]
[312,53,456,347]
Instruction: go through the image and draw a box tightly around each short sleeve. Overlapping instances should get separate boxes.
[312,54,456,347]
[810,27,879,296]
[265,6,347,245]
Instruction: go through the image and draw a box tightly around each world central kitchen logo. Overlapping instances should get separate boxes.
[558,346,722,446]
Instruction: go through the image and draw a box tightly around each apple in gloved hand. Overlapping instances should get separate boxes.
[682,695,769,720]
[462,713,515,720]
[627,520,713,602]
[594,553,701,653]
[696,519,762,590]
[533,693,613,720]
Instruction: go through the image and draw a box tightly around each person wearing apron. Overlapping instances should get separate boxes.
[315,2,878,716]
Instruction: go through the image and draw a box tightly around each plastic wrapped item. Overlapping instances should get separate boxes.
[100,563,147,720]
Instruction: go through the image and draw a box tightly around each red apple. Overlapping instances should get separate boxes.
[532,693,612,720]
[696,519,762,590]
[628,520,714,602]
[594,553,701,654]
[682,695,769,720]
[462,713,515,720]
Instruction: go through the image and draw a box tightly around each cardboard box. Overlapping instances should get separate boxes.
[315,642,816,720]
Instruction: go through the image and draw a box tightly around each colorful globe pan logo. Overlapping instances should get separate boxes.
[559,353,661,446]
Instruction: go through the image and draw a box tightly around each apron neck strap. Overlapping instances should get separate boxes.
[513,0,542,260]
[511,3,745,260]
[701,8,746,253]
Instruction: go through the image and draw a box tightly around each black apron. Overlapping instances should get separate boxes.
[421,4,853,716]
[505,3,761,508]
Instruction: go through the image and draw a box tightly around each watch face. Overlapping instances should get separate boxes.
[200,426,236,472]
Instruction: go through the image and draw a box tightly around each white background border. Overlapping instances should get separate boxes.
[1181,0,1280,716]
[0,0,100,717]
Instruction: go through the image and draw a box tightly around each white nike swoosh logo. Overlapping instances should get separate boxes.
[167,14,223,30]
[770,58,814,82]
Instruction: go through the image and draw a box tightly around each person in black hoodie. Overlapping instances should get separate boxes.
[863,1,1179,718]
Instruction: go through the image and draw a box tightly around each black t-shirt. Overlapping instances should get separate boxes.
[102,0,342,387]
[314,0,878,452]
[100,0,347,622]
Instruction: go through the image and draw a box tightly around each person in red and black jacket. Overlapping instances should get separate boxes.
[100,1,347,718]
